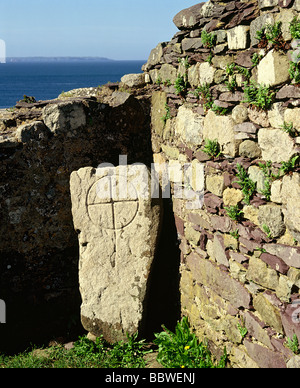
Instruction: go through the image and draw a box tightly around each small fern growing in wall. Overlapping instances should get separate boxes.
[290,17,300,40]
[203,139,222,159]
[201,30,217,49]
[243,81,275,110]
[234,163,256,205]
[175,74,189,97]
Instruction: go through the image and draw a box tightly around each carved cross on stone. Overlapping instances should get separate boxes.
[70,165,162,342]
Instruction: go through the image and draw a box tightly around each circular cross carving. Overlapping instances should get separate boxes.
[86,175,139,230]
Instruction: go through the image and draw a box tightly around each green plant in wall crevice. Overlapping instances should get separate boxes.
[256,21,287,51]
[280,155,300,175]
[258,161,280,201]
[201,30,217,49]
[290,17,300,40]
[234,163,256,205]
[161,103,171,126]
[281,121,299,138]
[225,205,244,222]
[175,74,189,97]
[203,139,222,159]
[289,61,300,85]
[194,83,214,112]
[243,81,275,111]
[285,334,299,355]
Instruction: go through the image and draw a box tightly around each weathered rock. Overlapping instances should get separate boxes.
[121,73,146,88]
[43,100,86,135]
[70,165,162,342]
[243,311,273,349]
[258,204,285,238]
[246,256,279,290]
[244,340,287,368]
[253,291,284,334]
[15,121,50,143]
[186,252,251,309]
[280,173,300,242]
[158,63,178,84]
[203,110,239,157]
[264,243,300,269]
[257,49,290,87]
[239,140,262,159]
[247,110,269,131]
[206,174,225,197]
[227,25,250,50]
[173,3,206,30]
[248,166,267,194]
[276,85,300,100]
[258,0,279,9]
[287,355,300,368]
[145,43,166,70]
[232,105,249,124]
[188,63,201,87]
[212,233,229,267]
[276,274,294,302]
[281,301,300,340]
[199,62,216,86]
[151,91,167,137]
[268,102,286,129]
[109,92,146,134]
[275,8,298,41]
[182,38,203,52]
[223,187,244,207]
[284,108,300,131]
[260,252,290,275]
[175,105,204,145]
[219,91,244,103]
[258,128,296,163]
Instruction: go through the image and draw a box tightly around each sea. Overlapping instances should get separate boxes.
[0,60,146,109]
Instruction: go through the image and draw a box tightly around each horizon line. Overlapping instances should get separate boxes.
[6,56,147,61]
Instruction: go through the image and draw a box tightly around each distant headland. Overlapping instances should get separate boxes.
[6,57,114,63]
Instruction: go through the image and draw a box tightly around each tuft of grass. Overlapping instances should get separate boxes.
[262,224,273,239]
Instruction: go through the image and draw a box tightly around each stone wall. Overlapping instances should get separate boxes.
[142,0,300,368]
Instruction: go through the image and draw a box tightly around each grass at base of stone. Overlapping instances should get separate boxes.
[0,318,227,369]
[0,333,151,369]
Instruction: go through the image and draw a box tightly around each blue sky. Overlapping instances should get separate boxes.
[0,0,201,60]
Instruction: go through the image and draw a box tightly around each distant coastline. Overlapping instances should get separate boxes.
[6,57,114,63]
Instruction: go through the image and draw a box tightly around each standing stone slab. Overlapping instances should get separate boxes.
[70,165,162,342]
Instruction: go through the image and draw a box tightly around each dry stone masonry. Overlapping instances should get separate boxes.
[141,0,300,368]
[0,0,300,368]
